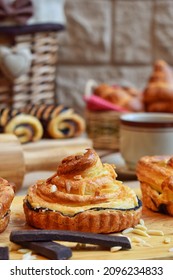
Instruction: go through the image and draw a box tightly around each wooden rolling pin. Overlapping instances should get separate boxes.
[0,134,92,192]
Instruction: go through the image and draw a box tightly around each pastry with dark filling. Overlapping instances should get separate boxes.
[22,104,86,139]
[0,107,43,143]
[24,149,142,233]
[136,155,173,216]
[0,178,15,233]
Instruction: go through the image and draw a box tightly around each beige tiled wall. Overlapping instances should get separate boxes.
[56,0,173,115]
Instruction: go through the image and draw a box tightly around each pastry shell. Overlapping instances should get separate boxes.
[24,200,142,234]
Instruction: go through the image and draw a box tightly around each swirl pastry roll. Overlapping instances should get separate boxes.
[0,107,43,143]
[0,178,15,233]
[136,155,173,216]
[23,104,85,139]
[24,149,142,233]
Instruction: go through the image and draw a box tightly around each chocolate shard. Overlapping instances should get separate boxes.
[17,241,72,260]
[10,230,131,249]
[0,246,9,260]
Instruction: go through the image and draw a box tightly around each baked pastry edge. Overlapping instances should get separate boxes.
[23,198,142,234]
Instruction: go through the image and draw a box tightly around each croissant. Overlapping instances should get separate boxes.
[0,177,15,233]
[0,107,43,144]
[23,149,142,233]
[143,60,173,112]
[23,104,86,139]
[136,155,173,216]
[93,84,143,112]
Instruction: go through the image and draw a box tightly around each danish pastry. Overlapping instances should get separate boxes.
[23,104,86,139]
[136,155,173,216]
[0,178,15,233]
[24,149,142,233]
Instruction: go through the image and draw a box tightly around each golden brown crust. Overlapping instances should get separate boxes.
[56,149,98,176]
[93,84,143,112]
[23,201,142,233]
[23,104,86,139]
[0,107,43,144]
[24,149,142,233]
[0,177,15,233]
[0,212,10,234]
[136,155,173,215]
[143,60,173,112]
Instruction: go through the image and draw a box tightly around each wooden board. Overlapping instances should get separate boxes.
[0,191,173,260]
[22,136,93,152]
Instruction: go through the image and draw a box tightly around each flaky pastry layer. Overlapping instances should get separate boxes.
[0,177,15,233]
[24,149,142,233]
[136,155,173,215]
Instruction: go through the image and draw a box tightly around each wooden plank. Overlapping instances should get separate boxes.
[0,193,173,260]
[23,138,93,172]
[22,137,93,151]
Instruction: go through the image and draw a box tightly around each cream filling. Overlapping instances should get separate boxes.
[148,184,173,203]
[27,186,139,216]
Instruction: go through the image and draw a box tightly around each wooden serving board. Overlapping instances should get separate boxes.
[0,191,173,260]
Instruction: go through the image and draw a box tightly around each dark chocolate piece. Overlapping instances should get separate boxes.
[0,23,65,35]
[17,241,72,260]
[0,246,9,260]
[10,230,131,249]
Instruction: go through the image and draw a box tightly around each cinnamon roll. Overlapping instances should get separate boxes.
[23,104,86,139]
[24,149,142,233]
[0,178,15,233]
[0,107,43,144]
[136,155,173,216]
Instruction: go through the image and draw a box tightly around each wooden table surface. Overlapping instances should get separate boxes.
[1,150,173,260]
[0,190,173,260]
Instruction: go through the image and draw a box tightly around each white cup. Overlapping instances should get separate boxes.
[120,113,173,170]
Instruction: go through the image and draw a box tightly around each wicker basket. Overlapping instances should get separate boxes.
[0,24,64,109]
[85,109,122,150]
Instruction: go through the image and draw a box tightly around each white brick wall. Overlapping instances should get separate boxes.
[56,0,172,115]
